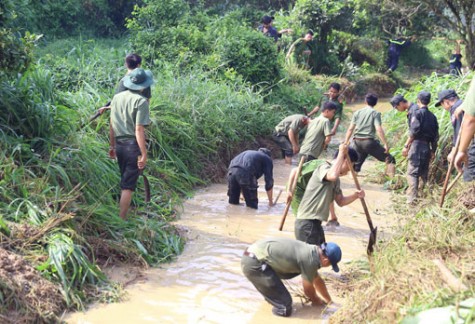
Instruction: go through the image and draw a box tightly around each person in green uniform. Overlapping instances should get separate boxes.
[313,83,344,135]
[109,68,154,219]
[272,114,310,164]
[294,144,364,245]
[299,102,336,162]
[241,237,342,317]
[286,30,318,73]
[344,93,396,177]
[455,78,475,173]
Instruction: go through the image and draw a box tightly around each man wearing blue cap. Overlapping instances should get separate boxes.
[241,238,342,317]
[109,68,155,219]
[402,91,439,204]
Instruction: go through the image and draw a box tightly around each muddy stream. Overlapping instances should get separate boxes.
[67,101,395,323]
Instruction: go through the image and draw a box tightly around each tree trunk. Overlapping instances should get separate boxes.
[465,31,475,70]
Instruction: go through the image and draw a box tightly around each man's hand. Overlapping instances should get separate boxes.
[138,155,147,170]
[402,147,409,157]
[447,148,456,163]
[355,189,365,199]
[454,105,464,118]
[455,151,468,173]
[311,297,326,306]
[293,145,299,154]
[338,143,348,154]
[286,191,293,204]
[384,144,389,154]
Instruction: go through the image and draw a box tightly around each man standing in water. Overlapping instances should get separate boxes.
[227,148,274,209]
[241,237,342,317]
[109,68,154,219]
[344,93,396,177]
[293,144,364,245]
[402,91,439,204]
[272,114,311,164]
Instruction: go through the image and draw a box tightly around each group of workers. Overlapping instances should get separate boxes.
[103,21,474,318]
[229,77,475,316]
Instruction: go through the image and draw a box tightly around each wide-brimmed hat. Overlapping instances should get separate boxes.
[321,242,342,273]
[123,68,155,91]
[435,89,457,107]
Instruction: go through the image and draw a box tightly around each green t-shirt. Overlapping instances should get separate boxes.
[461,78,475,117]
[299,115,332,158]
[291,159,327,215]
[321,96,344,122]
[350,106,381,139]
[296,162,342,221]
[111,90,151,139]
[274,114,306,136]
[248,237,321,282]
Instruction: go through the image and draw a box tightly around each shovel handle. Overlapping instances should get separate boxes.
[440,119,464,207]
[279,156,306,231]
[345,150,375,232]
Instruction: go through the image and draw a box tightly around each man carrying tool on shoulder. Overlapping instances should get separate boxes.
[241,237,342,317]
[292,144,364,245]
[109,68,154,219]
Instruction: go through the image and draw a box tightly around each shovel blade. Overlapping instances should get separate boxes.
[367,226,378,255]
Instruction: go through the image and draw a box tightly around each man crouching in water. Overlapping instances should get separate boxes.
[241,237,342,317]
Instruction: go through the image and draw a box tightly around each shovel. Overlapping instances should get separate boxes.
[278,156,306,231]
[345,150,377,255]
[440,119,464,207]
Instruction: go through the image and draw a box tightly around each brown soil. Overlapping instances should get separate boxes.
[0,248,65,324]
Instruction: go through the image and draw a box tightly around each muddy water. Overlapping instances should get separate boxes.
[67,102,395,324]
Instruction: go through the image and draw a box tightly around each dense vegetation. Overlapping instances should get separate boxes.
[1,0,473,322]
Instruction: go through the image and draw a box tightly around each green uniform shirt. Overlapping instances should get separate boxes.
[274,114,306,136]
[350,106,381,139]
[461,78,475,117]
[296,162,342,221]
[247,237,321,282]
[321,96,344,122]
[291,159,327,215]
[299,115,332,158]
[111,90,151,139]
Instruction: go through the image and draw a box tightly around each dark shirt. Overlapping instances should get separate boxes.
[450,99,464,146]
[409,106,439,152]
[258,25,281,42]
[229,150,274,191]
[449,54,462,71]
[407,102,418,127]
[388,38,411,56]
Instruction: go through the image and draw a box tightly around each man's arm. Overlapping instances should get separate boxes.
[334,191,365,207]
[344,124,355,145]
[263,158,274,205]
[325,143,347,181]
[288,128,299,154]
[136,125,147,169]
[376,125,389,153]
[302,278,325,305]
[331,118,341,136]
[455,113,475,172]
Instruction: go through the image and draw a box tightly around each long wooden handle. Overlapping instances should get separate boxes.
[440,119,464,207]
[345,151,375,232]
[279,156,306,231]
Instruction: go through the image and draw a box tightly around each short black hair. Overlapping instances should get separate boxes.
[333,147,359,162]
[258,147,271,157]
[329,83,341,92]
[125,53,142,69]
[322,101,337,111]
[306,30,314,36]
[365,93,378,107]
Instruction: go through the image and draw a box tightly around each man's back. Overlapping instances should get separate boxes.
[352,106,381,139]
[111,90,150,138]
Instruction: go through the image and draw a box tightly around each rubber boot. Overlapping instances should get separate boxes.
[386,163,396,178]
